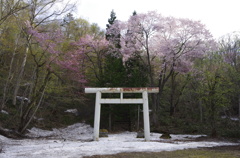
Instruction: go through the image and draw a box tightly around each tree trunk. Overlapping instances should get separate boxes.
[1,34,20,110]
[170,73,175,116]
[0,0,2,19]
[108,105,112,131]
[12,35,31,105]
[18,69,51,134]
[199,99,203,123]
[239,94,240,126]
[18,88,45,134]
[151,93,158,126]
[210,100,217,137]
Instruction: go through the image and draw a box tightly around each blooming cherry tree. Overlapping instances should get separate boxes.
[108,11,215,120]
[108,11,163,86]
[71,35,109,83]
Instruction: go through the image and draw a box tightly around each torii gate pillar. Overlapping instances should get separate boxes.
[85,87,159,141]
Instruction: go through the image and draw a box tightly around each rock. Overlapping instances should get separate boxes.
[160,133,171,139]
[99,129,108,137]
[136,132,144,138]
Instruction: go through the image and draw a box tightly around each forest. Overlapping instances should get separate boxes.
[0,0,239,139]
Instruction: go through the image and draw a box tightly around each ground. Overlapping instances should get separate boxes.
[84,146,240,158]
[0,123,239,158]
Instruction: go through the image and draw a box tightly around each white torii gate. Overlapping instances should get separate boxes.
[85,87,159,141]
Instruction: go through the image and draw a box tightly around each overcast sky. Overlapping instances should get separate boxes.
[74,0,240,39]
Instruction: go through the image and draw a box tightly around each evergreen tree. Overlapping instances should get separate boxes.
[132,10,137,16]
[106,10,117,41]
[103,9,123,87]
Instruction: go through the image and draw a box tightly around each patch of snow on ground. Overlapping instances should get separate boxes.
[0,110,9,115]
[26,123,93,141]
[221,116,240,121]
[0,123,239,158]
[65,109,78,115]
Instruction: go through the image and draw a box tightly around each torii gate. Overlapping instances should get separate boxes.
[85,87,159,141]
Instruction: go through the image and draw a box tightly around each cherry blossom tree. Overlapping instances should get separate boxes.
[70,35,109,84]
[16,23,88,133]
[108,11,163,85]
[16,24,65,133]
[29,25,108,89]
[154,17,215,116]
[12,0,76,106]
[108,11,215,123]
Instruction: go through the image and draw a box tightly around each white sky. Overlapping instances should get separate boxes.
[74,0,240,39]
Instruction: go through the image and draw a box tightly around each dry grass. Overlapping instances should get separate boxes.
[84,145,240,158]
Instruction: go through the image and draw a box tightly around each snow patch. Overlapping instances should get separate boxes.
[64,109,79,116]
[221,116,239,121]
[0,135,9,142]
[0,123,239,158]
[27,123,93,141]
[65,109,78,113]
[0,110,9,115]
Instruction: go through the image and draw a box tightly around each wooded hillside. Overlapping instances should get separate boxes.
[0,0,239,138]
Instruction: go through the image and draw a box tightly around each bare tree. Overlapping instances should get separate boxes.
[0,0,29,26]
